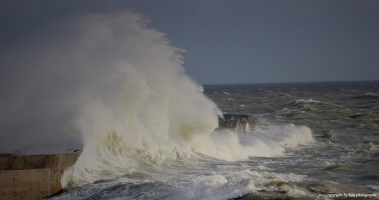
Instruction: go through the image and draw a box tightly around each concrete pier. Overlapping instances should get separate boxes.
[218,117,256,133]
[0,117,255,199]
[0,153,80,200]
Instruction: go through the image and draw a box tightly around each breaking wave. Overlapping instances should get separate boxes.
[46,12,312,187]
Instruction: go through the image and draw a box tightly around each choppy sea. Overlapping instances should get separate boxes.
[51,81,379,200]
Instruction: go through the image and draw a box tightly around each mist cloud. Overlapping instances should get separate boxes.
[0,11,179,154]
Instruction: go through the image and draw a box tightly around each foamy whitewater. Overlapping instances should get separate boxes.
[7,11,373,199]
[52,11,313,190]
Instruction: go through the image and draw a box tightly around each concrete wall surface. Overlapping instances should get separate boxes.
[0,168,64,200]
[0,153,80,170]
[0,153,80,200]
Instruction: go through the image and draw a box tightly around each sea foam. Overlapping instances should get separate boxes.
[61,12,315,187]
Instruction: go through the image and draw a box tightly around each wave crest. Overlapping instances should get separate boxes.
[59,11,314,188]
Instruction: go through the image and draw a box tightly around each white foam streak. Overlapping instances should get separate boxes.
[252,123,314,148]
[192,130,283,161]
[175,170,311,200]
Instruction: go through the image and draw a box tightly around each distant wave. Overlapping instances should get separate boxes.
[352,93,379,99]
[289,99,321,106]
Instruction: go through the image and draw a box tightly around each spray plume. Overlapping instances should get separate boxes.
[0,11,313,187]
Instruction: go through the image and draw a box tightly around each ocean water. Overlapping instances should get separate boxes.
[51,81,379,200]
[2,9,377,200]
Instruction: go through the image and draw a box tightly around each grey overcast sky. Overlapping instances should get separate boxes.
[1,0,379,84]
[0,0,378,154]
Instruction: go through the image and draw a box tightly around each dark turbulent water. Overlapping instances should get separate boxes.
[205,81,379,199]
[52,81,379,200]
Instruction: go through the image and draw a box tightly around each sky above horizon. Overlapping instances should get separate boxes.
[1,0,379,84]
[0,0,379,154]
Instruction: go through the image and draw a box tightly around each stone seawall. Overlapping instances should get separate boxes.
[0,153,80,200]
